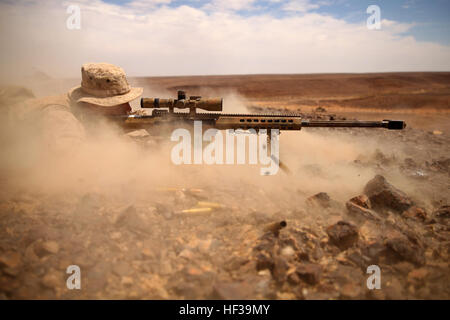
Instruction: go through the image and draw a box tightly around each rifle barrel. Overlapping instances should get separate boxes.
[116,114,406,131]
[301,120,406,130]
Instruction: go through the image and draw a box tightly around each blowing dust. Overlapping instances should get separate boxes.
[0,86,416,217]
[2,81,449,300]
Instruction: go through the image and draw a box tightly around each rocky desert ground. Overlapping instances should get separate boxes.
[0,72,449,299]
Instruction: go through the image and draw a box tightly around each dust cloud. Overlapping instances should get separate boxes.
[0,83,412,212]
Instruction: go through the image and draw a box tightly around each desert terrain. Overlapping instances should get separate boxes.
[0,72,449,299]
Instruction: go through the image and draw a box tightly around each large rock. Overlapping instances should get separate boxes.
[306,192,342,211]
[295,263,322,285]
[385,236,425,266]
[363,175,413,213]
[326,221,359,250]
[306,192,332,208]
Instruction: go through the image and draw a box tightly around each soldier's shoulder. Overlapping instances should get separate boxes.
[10,93,71,121]
[0,85,35,107]
[25,94,71,111]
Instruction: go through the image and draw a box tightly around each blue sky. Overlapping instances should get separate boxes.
[103,0,450,45]
[317,0,450,45]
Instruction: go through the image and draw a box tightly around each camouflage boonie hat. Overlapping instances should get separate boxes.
[68,63,143,107]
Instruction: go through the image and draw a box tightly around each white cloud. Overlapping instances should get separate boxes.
[204,0,258,12]
[282,0,319,12]
[381,19,414,34]
[0,0,449,80]
[126,0,173,10]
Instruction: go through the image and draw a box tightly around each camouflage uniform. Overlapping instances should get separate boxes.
[22,94,86,155]
[1,63,143,155]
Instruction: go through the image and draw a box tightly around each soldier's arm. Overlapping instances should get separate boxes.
[39,105,86,156]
